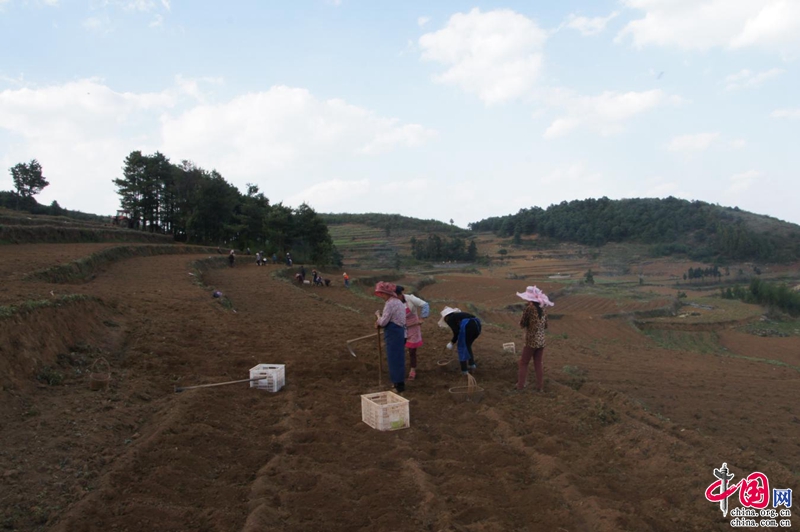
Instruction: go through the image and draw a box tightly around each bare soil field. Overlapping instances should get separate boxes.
[1,241,799,531]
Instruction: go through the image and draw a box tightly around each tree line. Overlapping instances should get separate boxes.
[469,197,800,263]
[322,212,458,236]
[113,151,339,264]
[721,278,800,316]
[409,234,478,262]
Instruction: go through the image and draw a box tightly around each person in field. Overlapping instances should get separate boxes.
[343,272,350,288]
[439,307,481,375]
[395,285,428,381]
[374,281,407,394]
[228,249,235,267]
[516,286,553,392]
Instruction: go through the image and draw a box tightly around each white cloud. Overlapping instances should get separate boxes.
[728,170,762,194]
[160,0,170,11]
[543,89,675,138]
[723,68,784,91]
[83,15,113,34]
[148,13,162,28]
[617,0,800,54]
[771,108,800,119]
[0,80,435,215]
[286,179,370,210]
[0,79,175,213]
[418,8,548,105]
[417,16,430,28]
[564,12,619,36]
[160,86,437,177]
[121,0,157,11]
[729,138,747,149]
[666,132,720,152]
[540,162,603,188]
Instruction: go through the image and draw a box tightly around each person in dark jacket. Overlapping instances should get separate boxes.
[439,306,481,374]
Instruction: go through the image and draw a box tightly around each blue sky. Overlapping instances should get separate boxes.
[1,0,799,226]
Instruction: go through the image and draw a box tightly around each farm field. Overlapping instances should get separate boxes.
[1,229,799,531]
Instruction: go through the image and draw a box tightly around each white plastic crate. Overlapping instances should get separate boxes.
[361,391,410,431]
[249,364,285,392]
[502,342,516,354]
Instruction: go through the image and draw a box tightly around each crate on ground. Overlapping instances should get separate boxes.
[361,391,410,431]
[249,364,285,392]
[502,342,516,354]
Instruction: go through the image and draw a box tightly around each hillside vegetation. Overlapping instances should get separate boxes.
[470,196,800,262]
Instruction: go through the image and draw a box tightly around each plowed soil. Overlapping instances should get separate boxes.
[1,246,799,531]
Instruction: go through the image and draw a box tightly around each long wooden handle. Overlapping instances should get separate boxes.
[346,332,378,344]
[376,329,382,387]
[174,376,263,393]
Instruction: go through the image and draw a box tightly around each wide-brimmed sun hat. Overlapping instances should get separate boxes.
[374,281,398,297]
[516,286,554,307]
[437,306,461,328]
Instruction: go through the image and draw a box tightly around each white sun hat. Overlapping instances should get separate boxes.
[438,306,461,328]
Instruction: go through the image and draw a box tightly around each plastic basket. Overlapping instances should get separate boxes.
[249,364,285,392]
[361,391,410,431]
[502,342,516,354]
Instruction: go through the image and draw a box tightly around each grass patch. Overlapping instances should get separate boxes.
[36,366,64,386]
[642,328,800,372]
[643,329,727,354]
[26,244,217,284]
[740,318,800,337]
[0,294,98,319]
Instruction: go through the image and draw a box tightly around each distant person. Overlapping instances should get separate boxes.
[374,281,407,394]
[228,249,235,268]
[439,307,481,375]
[300,265,306,278]
[395,285,428,381]
[255,251,262,266]
[312,269,323,286]
[286,253,292,266]
[516,286,553,392]
[343,272,350,288]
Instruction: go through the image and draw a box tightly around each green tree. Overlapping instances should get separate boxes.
[584,269,595,285]
[10,159,49,207]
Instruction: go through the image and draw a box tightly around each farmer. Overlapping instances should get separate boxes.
[228,249,235,267]
[343,272,350,288]
[516,286,554,392]
[255,251,262,266]
[395,285,427,381]
[374,281,407,394]
[439,307,481,375]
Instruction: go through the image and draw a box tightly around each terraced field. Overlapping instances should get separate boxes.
[1,216,799,531]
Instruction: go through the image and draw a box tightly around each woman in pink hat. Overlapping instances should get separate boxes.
[374,281,407,393]
[516,286,554,391]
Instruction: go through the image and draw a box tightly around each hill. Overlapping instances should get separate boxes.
[322,213,470,268]
[470,196,800,263]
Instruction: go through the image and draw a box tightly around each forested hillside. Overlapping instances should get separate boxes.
[321,212,457,234]
[112,151,337,264]
[470,197,800,262]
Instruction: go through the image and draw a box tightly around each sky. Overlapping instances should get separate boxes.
[1,0,799,228]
